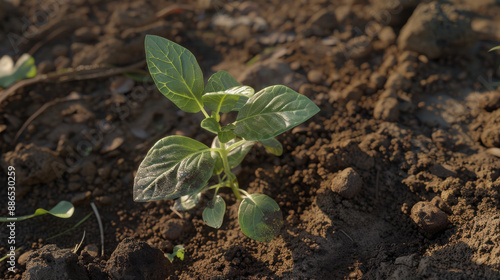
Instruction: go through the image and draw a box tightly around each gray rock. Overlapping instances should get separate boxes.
[330,167,363,198]
[22,245,88,280]
[397,2,476,59]
[106,238,169,280]
[411,201,448,234]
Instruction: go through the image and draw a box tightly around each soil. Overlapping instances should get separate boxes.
[1,0,500,279]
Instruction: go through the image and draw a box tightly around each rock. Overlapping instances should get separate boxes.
[410,201,448,234]
[480,91,500,111]
[38,60,55,74]
[330,167,363,199]
[51,45,68,58]
[71,191,91,205]
[303,10,337,37]
[106,238,169,280]
[307,69,323,84]
[430,196,451,214]
[1,143,65,186]
[82,244,99,258]
[397,2,476,59]
[374,97,399,122]
[22,245,88,280]
[160,218,185,240]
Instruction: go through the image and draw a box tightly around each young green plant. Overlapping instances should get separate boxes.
[133,35,320,242]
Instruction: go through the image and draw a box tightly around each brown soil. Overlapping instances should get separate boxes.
[1,0,500,279]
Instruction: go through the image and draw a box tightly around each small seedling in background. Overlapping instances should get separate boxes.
[165,244,185,262]
[0,200,74,222]
[133,35,320,242]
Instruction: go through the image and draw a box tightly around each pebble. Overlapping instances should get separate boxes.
[307,69,323,84]
[397,2,476,59]
[373,97,399,122]
[330,167,363,199]
[410,201,448,234]
[83,244,99,258]
[160,218,185,240]
[100,136,124,153]
[71,191,91,205]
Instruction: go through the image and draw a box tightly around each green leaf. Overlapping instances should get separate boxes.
[489,46,500,52]
[218,130,236,143]
[165,244,185,262]
[145,35,204,113]
[238,194,283,242]
[259,138,283,156]
[226,139,254,168]
[234,85,320,140]
[202,195,226,229]
[202,86,255,114]
[204,70,240,93]
[0,54,37,88]
[133,136,215,202]
[0,201,74,222]
[173,193,201,211]
[201,117,220,134]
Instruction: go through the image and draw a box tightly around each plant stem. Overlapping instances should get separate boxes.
[218,143,243,201]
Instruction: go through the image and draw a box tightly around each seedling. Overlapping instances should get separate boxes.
[133,35,320,242]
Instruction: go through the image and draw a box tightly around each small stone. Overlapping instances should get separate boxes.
[410,201,448,234]
[160,218,185,240]
[82,244,99,258]
[52,44,68,57]
[307,70,323,84]
[71,191,91,205]
[330,167,363,199]
[374,97,399,122]
[397,2,476,59]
